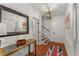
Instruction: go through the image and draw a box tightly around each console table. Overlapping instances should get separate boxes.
[0,39,36,56]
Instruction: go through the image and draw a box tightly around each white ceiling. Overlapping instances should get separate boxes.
[30,3,68,16]
[0,3,68,16]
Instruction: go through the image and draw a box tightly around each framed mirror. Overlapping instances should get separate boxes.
[0,5,29,37]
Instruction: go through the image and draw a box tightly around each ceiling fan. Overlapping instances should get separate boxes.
[46,9,52,19]
[44,4,55,19]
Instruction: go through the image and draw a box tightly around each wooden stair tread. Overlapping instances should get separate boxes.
[42,37,48,41]
[44,39,49,43]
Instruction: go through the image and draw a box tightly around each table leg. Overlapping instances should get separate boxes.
[35,41,36,56]
[28,44,30,55]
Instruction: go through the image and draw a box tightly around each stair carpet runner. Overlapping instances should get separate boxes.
[46,46,63,56]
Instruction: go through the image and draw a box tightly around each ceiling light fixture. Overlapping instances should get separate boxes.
[44,4,55,20]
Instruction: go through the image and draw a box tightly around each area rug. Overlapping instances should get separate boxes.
[46,46,63,56]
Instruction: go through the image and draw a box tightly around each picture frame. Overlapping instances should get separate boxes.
[0,5,29,37]
[65,13,70,30]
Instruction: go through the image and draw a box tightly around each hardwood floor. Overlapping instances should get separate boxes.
[32,41,68,56]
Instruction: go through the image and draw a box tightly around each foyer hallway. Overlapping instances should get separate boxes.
[0,3,78,56]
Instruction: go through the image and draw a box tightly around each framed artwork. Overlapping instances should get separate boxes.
[22,20,27,29]
[65,13,70,30]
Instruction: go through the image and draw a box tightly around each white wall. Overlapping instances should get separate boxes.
[49,16,65,42]
[64,4,74,56]
[42,15,65,43]
[0,3,42,48]
[76,4,79,56]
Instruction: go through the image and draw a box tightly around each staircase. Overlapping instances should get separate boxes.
[41,25,50,45]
